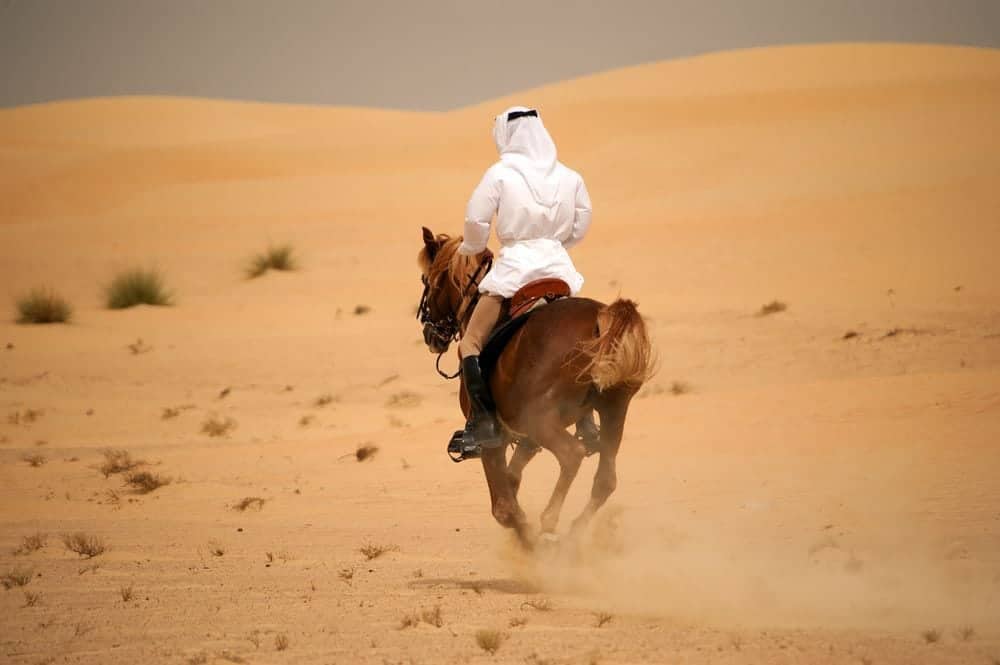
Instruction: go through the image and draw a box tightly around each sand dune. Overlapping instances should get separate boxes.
[1,43,999,664]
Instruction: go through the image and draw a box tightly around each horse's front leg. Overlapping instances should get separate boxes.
[481,444,533,549]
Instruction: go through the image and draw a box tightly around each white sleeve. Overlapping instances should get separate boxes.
[459,167,500,256]
[563,177,592,249]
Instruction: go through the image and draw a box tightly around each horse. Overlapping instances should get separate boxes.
[416,226,654,548]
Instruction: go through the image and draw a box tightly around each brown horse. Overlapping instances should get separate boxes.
[417,227,654,547]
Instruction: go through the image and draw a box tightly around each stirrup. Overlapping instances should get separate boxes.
[447,421,501,463]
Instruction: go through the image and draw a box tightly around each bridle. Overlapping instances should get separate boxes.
[417,252,493,379]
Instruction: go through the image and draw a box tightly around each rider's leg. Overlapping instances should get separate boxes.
[456,295,504,449]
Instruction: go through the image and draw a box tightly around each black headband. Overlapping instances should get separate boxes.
[507,109,538,122]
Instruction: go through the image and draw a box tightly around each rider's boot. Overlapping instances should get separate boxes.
[448,355,501,461]
[575,412,601,454]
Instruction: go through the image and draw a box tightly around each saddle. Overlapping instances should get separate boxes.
[479,278,571,382]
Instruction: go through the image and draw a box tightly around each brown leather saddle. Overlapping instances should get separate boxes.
[479,278,571,382]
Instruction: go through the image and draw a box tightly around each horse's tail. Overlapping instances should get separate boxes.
[580,299,656,391]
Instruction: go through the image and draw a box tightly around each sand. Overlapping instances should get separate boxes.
[1,43,999,664]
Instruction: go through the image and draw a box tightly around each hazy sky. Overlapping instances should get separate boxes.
[2,0,999,110]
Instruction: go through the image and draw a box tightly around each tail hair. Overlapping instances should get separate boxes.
[579,299,656,391]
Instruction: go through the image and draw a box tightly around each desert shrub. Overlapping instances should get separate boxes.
[105,268,171,309]
[246,245,296,278]
[233,497,266,512]
[99,448,144,477]
[475,629,506,654]
[62,532,107,558]
[1,568,33,589]
[16,288,72,324]
[124,470,171,493]
[201,415,236,437]
[757,300,787,316]
[359,542,397,560]
[274,634,289,651]
[355,444,378,461]
[13,533,47,555]
[22,453,46,467]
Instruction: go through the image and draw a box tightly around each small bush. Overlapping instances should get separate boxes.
[120,584,134,602]
[16,288,72,324]
[355,444,379,462]
[105,268,172,309]
[124,470,171,494]
[314,394,336,407]
[209,541,225,557]
[21,453,46,467]
[100,449,144,477]
[62,532,107,558]
[359,542,397,560]
[475,629,506,654]
[399,613,420,629]
[757,300,787,316]
[274,634,289,651]
[202,415,236,437]
[23,590,42,607]
[421,605,443,628]
[521,598,552,612]
[2,568,33,589]
[13,533,47,556]
[233,497,266,511]
[957,626,975,641]
[509,616,527,628]
[246,245,296,279]
[921,629,940,644]
[594,611,614,627]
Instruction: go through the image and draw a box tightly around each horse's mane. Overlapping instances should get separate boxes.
[417,234,480,290]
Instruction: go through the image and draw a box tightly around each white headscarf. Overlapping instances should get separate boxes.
[493,106,560,208]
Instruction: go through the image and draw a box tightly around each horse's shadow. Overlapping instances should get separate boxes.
[408,577,540,595]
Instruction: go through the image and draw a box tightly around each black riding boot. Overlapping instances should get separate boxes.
[447,355,501,461]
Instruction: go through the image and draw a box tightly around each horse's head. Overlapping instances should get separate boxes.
[416,226,491,355]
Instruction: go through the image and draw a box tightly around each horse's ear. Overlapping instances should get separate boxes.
[422,226,439,260]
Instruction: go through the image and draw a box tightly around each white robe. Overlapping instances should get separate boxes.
[458,106,592,298]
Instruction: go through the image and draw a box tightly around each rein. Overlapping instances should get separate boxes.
[417,253,493,380]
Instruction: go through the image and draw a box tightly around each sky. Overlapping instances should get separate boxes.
[2,0,999,110]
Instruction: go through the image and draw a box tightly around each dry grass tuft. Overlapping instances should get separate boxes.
[233,496,266,512]
[508,616,528,629]
[355,444,379,462]
[475,629,506,654]
[421,605,443,628]
[670,381,690,395]
[338,567,355,583]
[957,625,975,641]
[209,541,225,557]
[22,453,46,467]
[16,288,72,324]
[201,415,236,437]
[757,300,788,316]
[13,533,47,556]
[921,629,940,644]
[106,268,172,309]
[2,568,33,589]
[100,448,144,477]
[162,407,180,419]
[314,394,337,407]
[521,598,553,612]
[124,470,171,494]
[353,304,371,315]
[359,542,398,560]
[246,245,296,279]
[62,532,108,558]
[399,613,421,629]
[119,584,134,602]
[274,634,289,651]
[23,590,42,607]
[385,391,421,408]
[594,611,614,628]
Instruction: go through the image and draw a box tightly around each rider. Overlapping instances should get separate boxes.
[456,105,593,451]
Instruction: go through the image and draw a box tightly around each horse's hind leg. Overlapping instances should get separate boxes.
[538,423,587,535]
[570,399,628,536]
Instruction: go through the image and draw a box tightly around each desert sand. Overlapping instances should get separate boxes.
[1,43,999,664]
